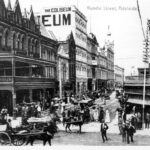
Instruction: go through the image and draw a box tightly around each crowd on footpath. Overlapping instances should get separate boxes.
[0,87,112,124]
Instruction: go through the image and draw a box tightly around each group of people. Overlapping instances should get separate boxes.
[0,106,8,123]
[118,115,136,144]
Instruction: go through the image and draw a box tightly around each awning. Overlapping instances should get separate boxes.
[127,98,150,106]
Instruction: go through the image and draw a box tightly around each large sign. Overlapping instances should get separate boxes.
[38,7,72,27]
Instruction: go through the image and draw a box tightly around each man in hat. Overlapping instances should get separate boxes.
[100,119,109,143]
[126,121,136,144]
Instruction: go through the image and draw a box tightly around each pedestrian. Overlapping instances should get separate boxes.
[122,123,127,143]
[137,112,142,130]
[126,121,136,144]
[145,112,150,129]
[6,119,15,134]
[37,104,41,117]
[99,107,105,123]
[100,119,109,143]
[118,116,123,135]
[1,106,8,123]
[105,109,110,123]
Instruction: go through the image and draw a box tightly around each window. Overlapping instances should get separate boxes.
[35,41,38,54]
[17,34,20,50]
[4,30,9,47]
[28,39,31,54]
[21,36,24,50]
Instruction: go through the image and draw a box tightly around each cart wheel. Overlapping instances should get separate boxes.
[0,132,11,146]
[12,136,26,146]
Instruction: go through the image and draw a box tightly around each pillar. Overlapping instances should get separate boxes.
[29,89,33,102]
[29,64,32,77]
[12,88,16,110]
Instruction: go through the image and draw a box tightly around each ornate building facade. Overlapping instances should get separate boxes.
[0,0,58,114]
[57,32,76,98]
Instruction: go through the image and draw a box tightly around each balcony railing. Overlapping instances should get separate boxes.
[125,75,150,84]
[0,76,12,82]
[14,76,55,83]
[15,50,27,56]
[0,76,55,83]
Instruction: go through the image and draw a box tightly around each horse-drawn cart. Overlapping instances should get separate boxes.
[0,117,56,146]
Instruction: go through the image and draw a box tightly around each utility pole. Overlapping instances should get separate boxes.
[142,20,150,129]
[59,59,62,99]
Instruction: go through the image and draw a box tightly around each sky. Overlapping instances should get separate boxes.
[4,0,150,76]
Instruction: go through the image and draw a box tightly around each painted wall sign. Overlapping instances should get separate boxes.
[38,13,71,26]
[38,7,72,27]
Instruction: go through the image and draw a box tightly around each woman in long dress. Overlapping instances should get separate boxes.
[105,109,110,123]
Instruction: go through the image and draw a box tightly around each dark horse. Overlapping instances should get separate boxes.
[64,117,84,133]
[26,121,57,146]
[26,132,53,146]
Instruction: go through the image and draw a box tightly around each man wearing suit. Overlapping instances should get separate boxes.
[126,121,136,144]
[100,119,109,143]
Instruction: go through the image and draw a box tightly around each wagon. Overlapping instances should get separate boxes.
[0,121,49,146]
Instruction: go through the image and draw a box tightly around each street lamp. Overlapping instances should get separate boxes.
[142,21,150,129]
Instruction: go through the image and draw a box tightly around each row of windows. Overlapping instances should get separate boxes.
[0,27,39,54]
[41,48,55,62]
[99,58,107,67]
[76,64,87,72]
[76,47,87,58]
[0,27,56,62]
[45,66,55,78]
[75,32,87,43]
[75,16,87,30]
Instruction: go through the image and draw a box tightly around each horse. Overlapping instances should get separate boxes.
[64,116,84,133]
[25,132,53,146]
[26,121,57,146]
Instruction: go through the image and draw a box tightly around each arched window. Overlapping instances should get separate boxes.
[13,33,16,50]
[22,36,26,51]
[17,34,21,50]
[5,30,9,47]
[28,39,31,54]
[31,39,34,53]
[35,41,38,54]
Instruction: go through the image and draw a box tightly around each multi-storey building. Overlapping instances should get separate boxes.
[97,47,108,89]
[57,32,76,97]
[87,33,98,91]
[114,65,124,88]
[37,6,88,95]
[0,0,58,114]
[105,30,114,89]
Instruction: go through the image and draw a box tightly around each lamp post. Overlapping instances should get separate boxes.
[142,21,149,129]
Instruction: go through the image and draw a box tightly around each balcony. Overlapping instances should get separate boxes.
[15,50,27,56]
[0,76,55,83]
[125,76,150,85]
[14,76,55,83]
